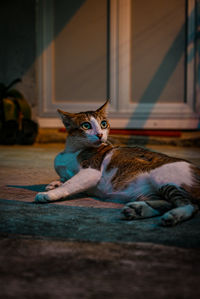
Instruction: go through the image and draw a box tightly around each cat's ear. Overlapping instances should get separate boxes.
[57,109,75,130]
[96,99,109,116]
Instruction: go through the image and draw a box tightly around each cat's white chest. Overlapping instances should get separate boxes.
[54,151,80,181]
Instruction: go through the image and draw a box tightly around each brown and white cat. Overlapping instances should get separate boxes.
[35,101,200,226]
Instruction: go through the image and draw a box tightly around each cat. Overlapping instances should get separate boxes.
[35,100,200,226]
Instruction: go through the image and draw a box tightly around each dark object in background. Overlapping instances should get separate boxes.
[0,78,38,145]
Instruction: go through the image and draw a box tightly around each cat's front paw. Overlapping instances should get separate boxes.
[35,192,51,203]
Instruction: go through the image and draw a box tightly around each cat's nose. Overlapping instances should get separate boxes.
[96,133,103,140]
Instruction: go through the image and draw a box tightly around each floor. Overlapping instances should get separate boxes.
[0,143,200,298]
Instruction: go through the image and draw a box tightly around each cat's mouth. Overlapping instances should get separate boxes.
[86,135,105,146]
[92,137,106,146]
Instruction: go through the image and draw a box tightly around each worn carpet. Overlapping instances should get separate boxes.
[0,144,200,298]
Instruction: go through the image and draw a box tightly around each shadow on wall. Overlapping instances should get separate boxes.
[0,0,87,107]
[0,1,198,129]
[126,7,198,145]
[0,0,87,82]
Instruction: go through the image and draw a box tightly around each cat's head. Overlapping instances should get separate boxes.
[57,100,110,148]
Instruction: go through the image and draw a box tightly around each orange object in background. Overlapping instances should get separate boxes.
[58,127,181,137]
[109,129,182,137]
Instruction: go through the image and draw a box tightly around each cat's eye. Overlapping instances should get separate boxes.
[81,122,92,130]
[101,120,108,129]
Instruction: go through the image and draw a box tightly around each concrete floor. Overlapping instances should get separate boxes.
[0,143,200,298]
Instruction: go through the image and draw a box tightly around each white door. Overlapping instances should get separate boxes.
[37,0,200,128]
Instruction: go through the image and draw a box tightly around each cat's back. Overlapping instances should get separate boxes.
[105,145,192,189]
[107,146,183,173]
[78,144,188,177]
[87,145,195,200]
[55,144,198,201]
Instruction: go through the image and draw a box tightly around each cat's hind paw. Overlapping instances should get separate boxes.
[122,202,143,220]
[45,180,63,191]
[35,192,51,203]
[159,204,197,227]
[159,212,178,226]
